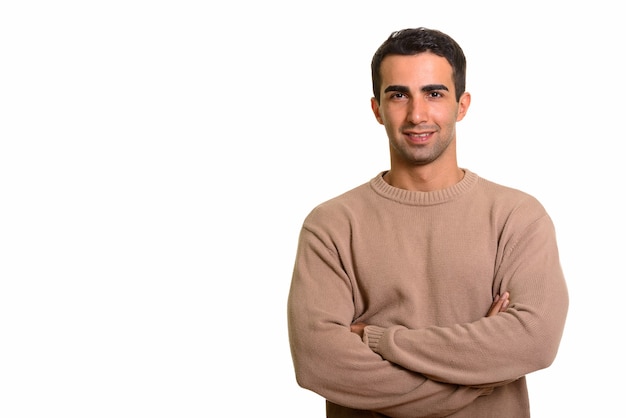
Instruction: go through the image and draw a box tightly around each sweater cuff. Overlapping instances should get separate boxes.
[363,325,386,353]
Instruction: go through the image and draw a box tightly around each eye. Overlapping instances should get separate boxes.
[428,91,443,98]
[390,92,407,100]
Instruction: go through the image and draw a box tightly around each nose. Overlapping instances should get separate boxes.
[407,97,427,124]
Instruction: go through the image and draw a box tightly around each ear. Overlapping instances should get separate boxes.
[371,97,384,124]
[456,92,471,122]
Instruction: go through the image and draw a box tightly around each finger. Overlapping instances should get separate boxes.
[487,295,504,317]
[486,292,511,317]
[499,292,510,312]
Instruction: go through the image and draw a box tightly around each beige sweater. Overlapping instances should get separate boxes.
[288,170,568,418]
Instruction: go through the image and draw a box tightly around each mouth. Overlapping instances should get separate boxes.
[405,131,433,144]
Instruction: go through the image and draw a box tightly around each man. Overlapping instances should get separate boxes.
[287,27,568,417]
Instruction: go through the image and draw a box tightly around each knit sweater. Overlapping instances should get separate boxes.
[287,170,568,418]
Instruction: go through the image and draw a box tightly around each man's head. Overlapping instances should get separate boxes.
[371,28,466,103]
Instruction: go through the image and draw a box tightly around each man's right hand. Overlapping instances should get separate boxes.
[486,292,509,317]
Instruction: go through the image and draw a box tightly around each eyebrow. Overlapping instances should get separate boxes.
[384,84,449,93]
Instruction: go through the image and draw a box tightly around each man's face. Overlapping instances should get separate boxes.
[371,53,470,168]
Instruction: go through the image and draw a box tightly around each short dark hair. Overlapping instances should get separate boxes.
[371,27,467,102]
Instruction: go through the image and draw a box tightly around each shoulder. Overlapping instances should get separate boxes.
[300,174,383,234]
[477,175,544,208]
[306,182,371,222]
[473,174,551,227]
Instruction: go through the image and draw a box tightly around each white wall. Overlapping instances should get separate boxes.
[1,1,623,416]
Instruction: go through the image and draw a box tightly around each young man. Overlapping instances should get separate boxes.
[287,28,568,417]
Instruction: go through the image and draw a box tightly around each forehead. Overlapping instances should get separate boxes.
[379,52,454,87]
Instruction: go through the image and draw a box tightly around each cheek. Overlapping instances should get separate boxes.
[379,106,404,125]
[433,108,460,126]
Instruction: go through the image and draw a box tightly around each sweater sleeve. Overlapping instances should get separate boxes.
[362,208,569,387]
[288,225,491,417]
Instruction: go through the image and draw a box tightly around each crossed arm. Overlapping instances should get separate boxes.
[350,292,510,338]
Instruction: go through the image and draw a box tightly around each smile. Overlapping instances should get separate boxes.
[406,132,433,143]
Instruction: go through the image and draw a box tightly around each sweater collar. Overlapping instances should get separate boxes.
[370,169,478,206]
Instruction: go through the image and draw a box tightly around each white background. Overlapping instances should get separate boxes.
[1,1,624,416]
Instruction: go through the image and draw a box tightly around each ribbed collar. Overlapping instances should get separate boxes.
[369,169,478,206]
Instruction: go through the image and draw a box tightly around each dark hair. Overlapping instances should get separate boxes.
[371,27,467,102]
